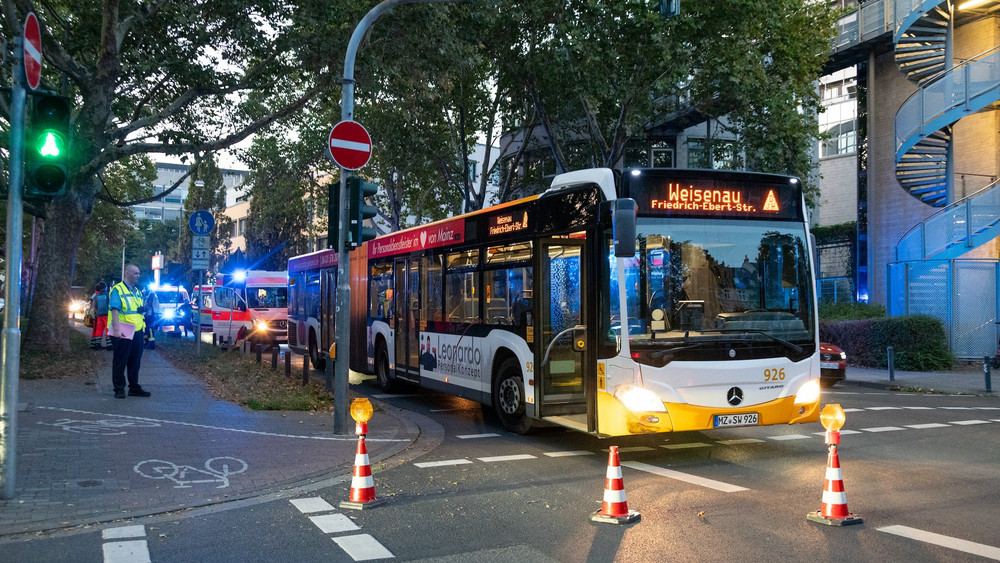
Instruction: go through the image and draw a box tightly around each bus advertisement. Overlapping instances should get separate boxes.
[323,167,821,437]
[212,270,289,346]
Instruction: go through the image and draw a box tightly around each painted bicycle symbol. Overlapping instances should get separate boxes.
[39,418,161,435]
[133,457,248,489]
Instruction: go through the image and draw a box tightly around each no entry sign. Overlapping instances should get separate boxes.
[23,12,41,90]
[327,120,372,170]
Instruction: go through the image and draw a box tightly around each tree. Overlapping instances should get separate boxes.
[0,0,352,352]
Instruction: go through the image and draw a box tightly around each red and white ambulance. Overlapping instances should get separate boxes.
[212,269,288,346]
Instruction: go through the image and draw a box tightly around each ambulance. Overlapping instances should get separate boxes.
[212,270,288,346]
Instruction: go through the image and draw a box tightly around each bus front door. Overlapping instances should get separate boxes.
[393,258,421,382]
[538,239,589,429]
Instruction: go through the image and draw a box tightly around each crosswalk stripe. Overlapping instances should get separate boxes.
[102,525,145,539]
[103,541,150,563]
[291,497,336,514]
[309,513,361,534]
[333,534,395,561]
[415,459,473,468]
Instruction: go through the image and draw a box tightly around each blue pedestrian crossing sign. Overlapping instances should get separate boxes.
[189,210,215,236]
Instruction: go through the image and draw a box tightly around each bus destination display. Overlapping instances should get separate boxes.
[626,172,803,221]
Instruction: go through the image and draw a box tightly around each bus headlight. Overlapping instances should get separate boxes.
[614,385,667,413]
[255,321,269,332]
[794,379,821,404]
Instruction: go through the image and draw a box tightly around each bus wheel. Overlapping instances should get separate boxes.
[309,334,326,370]
[493,358,532,434]
[375,342,396,392]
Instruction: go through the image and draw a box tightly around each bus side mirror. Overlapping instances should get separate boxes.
[612,198,637,258]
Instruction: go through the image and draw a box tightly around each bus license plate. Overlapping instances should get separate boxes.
[714,413,759,428]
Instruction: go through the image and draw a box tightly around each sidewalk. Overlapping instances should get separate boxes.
[0,343,419,537]
[843,364,999,396]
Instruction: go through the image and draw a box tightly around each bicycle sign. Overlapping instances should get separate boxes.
[39,418,161,435]
[134,457,248,489]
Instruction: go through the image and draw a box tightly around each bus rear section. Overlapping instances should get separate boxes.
[212,270,289,346]
[361,167,822,437]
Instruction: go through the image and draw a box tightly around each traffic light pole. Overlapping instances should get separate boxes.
[334,0,459,434]
[1,37,28,499]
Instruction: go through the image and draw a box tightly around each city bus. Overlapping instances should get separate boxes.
[212,270,289,346]
[357,168,822,436]
[287,248,340,369]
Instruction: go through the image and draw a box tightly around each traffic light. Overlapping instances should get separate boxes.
[659,0,679,17]
[327,180,340,250]
[25,94,71,199]
[346,176,378,248]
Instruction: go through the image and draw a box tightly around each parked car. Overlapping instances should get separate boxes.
[149,285,191,334]
[819,342,847,387]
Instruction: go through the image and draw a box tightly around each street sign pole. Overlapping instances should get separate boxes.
[332,0,469,435]
[189,212,215,357]
[1,34,29,500]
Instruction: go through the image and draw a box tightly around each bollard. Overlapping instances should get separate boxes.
[985,357,993,394]
[302,352,309,386]
[212,334,217,346]
[887,346,895,382]
[285,348,291,378]
[271,346,278,370]
[255,344,262,364]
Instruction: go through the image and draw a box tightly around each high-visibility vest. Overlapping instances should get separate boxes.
[109,282,146,332]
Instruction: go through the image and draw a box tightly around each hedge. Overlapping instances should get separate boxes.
[819,315,953,371]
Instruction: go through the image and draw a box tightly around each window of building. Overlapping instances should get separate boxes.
[687,138,739,169]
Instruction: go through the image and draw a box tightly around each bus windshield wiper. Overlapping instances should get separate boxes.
[648,339,708,359]
[702,328,803,354]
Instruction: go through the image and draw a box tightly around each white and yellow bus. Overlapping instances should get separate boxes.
[355,168,822,436]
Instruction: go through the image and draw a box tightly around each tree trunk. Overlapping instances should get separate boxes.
[23,194,90,353]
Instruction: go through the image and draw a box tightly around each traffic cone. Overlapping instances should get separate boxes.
[807,443,862,526]
[590,446,640,524]
[339,434,385,510]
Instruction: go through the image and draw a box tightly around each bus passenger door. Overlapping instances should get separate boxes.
[393,258,420,382]
[321,268,336,360]
[538,239,588,425]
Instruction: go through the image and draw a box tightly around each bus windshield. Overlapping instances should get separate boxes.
[609,217,815,365]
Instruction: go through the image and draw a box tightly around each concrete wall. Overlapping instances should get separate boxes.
[816,153,858,226]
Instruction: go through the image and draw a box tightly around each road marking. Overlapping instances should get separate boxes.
[310,513,361,534]
[102,525,145,539]
[902,406,935,410]
[291,497,336,514]
[861,426,905,432]
[843,408,865,413]
[478,454,537,463]
[949,419,992,425]
[767,434,812,441]
[905,423,950,429]
[662,442,712,450]
[456,433,501,439]
[940,406,974,410]
[814,429,862,436]
[333,534,396,561]
[867,406,903,410]
[617,446,657,452]
[716,438,765,445]
[544,450,594,457]
[37,406,406,442]
[414,459,473,468]
[878,525,1000,560]
[103,540,150,563]
[975,407,1000,410]
[622,461,749,492]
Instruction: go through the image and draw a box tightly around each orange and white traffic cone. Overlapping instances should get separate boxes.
[590,446,640,524]
[807,439,862,526]
[339,434,385,510]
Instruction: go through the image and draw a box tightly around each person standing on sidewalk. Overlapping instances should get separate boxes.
[89,282,110,350]
[109,265,151,399]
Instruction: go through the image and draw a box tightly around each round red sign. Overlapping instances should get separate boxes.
[23,12,41,90]
[327,120,372,170]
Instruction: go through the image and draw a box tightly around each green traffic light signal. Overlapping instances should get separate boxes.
[25,94,72,199]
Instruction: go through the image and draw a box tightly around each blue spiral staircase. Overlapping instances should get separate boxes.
[893,0,1000,261]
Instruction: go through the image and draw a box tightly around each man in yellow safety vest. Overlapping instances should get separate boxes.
[108,264,151,399]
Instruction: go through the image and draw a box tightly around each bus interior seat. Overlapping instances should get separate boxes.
[511,291,532,325]
[486,298,509,324]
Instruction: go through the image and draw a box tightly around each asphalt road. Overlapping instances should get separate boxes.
[4,385,1000,562]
